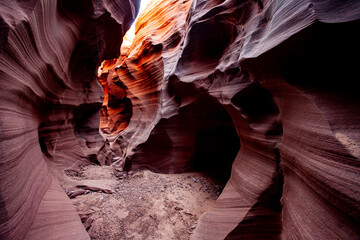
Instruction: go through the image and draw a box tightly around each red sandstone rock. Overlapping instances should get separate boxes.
[0,0,139,239]
[102,0,360,239]
[97,0,196,167]
[175,1,360,239]
[1,0,360,239]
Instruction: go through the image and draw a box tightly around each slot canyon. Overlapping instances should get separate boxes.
[0,0,359,239]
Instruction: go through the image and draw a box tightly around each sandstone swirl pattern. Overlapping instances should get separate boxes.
[0,0,139,239]
[178,1,360,239]
[103,0,360,239]
[1,0,360,239]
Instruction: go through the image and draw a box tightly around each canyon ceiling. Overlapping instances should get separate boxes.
[0,0,360,239]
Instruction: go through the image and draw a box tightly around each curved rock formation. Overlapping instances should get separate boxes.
[1,0,360,239]
[98,0,205,170]
[99,0,240,180]
[175,1,360,239]
[0,0,139,239]
[103,0,360,239]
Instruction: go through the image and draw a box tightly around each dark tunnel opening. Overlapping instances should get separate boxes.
[128,76,240,183]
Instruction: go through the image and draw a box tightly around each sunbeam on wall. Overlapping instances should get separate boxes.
[123,0,153,46]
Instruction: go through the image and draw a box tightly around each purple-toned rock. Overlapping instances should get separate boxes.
[0,0,139,239]
[101,0,360,239]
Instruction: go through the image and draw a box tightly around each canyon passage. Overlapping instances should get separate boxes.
[0,0,360,239]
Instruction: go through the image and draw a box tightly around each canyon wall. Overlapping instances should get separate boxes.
[1,0,360,239]
[104,0,360,239]
[179,1,360,239]
[99,0,240,179]
[0,0,139,239]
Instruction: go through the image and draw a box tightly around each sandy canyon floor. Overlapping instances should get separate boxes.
[63,165,224,239]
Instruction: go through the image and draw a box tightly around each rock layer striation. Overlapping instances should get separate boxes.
[102,0,360,239]
[0,0,139,239]
[1,0,360,239]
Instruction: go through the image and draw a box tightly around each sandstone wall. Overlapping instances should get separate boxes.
[1,0,359,239]
[103,0,360,239]
[0,0,139,238]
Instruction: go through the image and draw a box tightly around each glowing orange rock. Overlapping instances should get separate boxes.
[99,0,360,239]
[98,0,192,136]
[98,59,132,134]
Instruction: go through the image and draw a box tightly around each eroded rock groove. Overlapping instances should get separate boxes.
[1,0,360,239]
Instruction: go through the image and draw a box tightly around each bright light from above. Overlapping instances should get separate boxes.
[123,0,153,46]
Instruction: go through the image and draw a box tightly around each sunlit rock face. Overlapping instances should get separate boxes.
[99,0,240,178]
[98,58,133,135]
[107,0,360,239]
[97,0,194,141]
[0,0,139,239]
[1,0,360,239]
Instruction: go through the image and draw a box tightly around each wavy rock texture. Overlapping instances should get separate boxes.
[104,0,360,239]
[99,0,240,178]
[176,1,360,239]
[0,0,138,239]
[1,0,360,239]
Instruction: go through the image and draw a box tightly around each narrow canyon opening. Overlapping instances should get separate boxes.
[1,0,359,239]
[61,0,240,238]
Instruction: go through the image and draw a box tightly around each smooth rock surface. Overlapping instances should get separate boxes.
[0,0,139,239]
[101,0,360,239]
[1,0,360,239]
